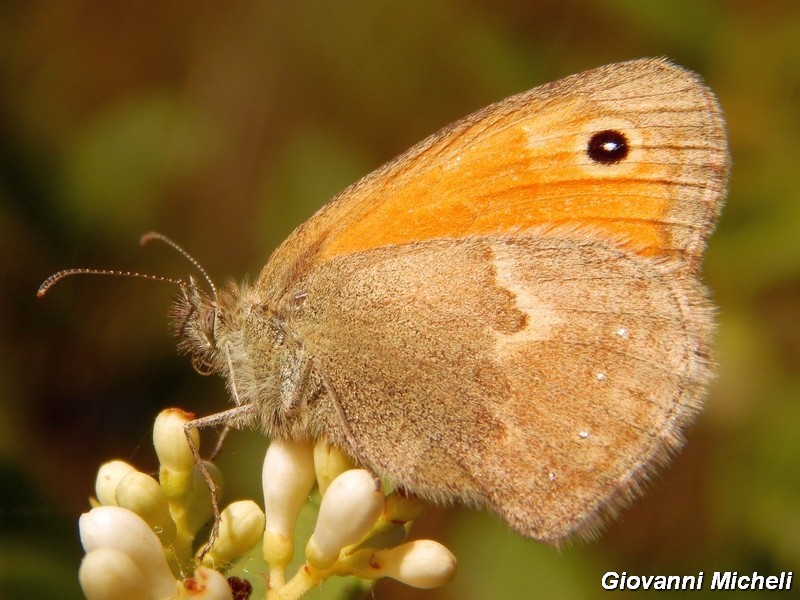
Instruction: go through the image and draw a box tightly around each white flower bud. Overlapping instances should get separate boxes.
[79,548,150,600]
[262,439,316,580]
[313,438,355,496]
[95,460,136,506]
[154,408,198,472]
[154,409,198,499]
[348,540,456,589]
[203,500,265,568]
[79,506,178,599]
[178,566,234,600]
[114,470,176,542]
[305,469,384,570]
[262,439,316,537]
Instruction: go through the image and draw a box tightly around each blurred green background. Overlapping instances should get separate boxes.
[2,1,799,598]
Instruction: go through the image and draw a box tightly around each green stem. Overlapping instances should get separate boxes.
[267,564,326,600]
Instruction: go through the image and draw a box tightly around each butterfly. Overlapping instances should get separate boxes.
[43,58,729,544]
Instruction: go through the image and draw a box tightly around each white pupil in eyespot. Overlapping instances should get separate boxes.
[602,141,620,152]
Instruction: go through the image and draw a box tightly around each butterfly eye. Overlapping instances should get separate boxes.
[200,307,216,346]
[586,130,629,164]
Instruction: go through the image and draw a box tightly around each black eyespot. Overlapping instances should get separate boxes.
[587,130,629,164]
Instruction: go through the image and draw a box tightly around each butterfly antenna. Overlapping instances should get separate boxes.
[37,268,187,298]
[140,231,218,300]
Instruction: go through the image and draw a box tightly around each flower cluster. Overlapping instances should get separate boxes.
[78,409,457,600]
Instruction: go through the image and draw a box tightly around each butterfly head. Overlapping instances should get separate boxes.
[173,276,225,376]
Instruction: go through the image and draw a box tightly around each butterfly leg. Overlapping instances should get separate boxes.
[280,348,314,416]
[184,403,258,558]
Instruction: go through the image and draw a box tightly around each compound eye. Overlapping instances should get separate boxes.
[200,308,216,346]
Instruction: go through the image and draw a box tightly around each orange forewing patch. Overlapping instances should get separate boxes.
[313,62,723,265]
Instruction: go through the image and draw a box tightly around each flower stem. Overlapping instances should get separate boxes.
[267,564,325,600]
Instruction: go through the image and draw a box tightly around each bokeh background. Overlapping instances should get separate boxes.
[2,1,799,598]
